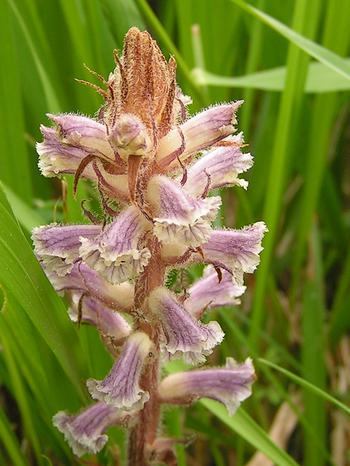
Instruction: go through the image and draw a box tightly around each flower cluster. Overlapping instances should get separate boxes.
[33,27,266,463]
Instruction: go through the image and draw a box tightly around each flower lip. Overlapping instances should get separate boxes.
[53,402,125,457]
[147,175,221,247]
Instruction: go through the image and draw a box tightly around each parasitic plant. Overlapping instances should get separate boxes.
[33,27,267,465]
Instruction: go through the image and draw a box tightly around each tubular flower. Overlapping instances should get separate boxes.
[69,293,132,341]
[53,402,128,457]
[34,27,266,462]
[201,222,268,284]
[184,265,246,319]
[147,175,221,247]
[33,223,101,276]
[79,206,152,284]
[87,332,152,410]
[158,358,255,415]
[149,287,224,364]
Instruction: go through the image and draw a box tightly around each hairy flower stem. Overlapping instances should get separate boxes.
[127,356,160,466]
[128,238,164,465]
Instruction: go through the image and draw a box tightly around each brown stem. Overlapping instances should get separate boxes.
[127,237,165,466]
[127,355,160,466]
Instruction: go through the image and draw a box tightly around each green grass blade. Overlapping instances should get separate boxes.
[0,319,43,464]
[0,1,32,200]
[2,183,46,231]
[0,409,27,466]
[232,0,350,80]
[8,0,61,112]
[201,402,299,466]
[0,183,86,396]
[194,59,350,93]
[247,0,322,348]
[259,359,350,416]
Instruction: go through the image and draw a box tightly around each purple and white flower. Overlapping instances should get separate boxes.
[159,357,255,415]
[87,332,153,410]
[147,175,220,247]
[53,402,127,457]
[202,222,268,283]
[149,287,224,364]
[156,102,243,168]
[80,206,151,284]
[33,223,101,276]
[184,265,246,319]
[69,293,132,341]
[44,261,134,311]
[182,137,253,197]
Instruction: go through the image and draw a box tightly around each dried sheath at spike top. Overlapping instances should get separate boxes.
[33,26,267,463]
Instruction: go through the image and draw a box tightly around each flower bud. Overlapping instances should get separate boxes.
[108,113,153,160]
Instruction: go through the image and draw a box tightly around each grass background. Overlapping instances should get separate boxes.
[0,0,349,465]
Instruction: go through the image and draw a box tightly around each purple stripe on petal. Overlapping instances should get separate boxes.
[184,265,246,318]
[147,175,220,247]
[156,102,242,168]
[53,401,125,457]
[87,332,152,410]
[69,293,132,340]
[158,357,255,415]
[33,224,101,276]
[149,287,224,365]
[80,206,151,284]
[202,222,268,283]
[182,138,253,197]
[47,113,114,161]
[45,262,134,311]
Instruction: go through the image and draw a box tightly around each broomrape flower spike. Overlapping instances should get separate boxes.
[33,27,267,465]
